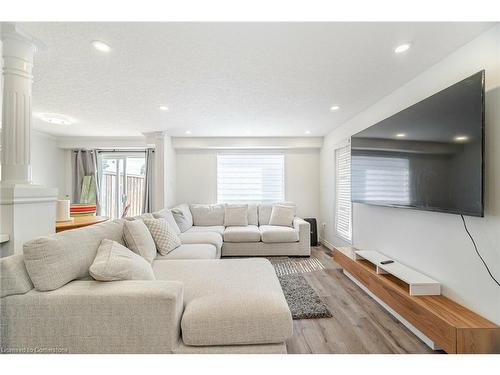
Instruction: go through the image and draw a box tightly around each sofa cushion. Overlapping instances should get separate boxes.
[89,239,155,281]
[152,208,181,235]
[152,259,293,346]
[154,244,218,260]
[185,225,225,236]
[224,204,248,227]
[123,219,157,263]
[190,204,225,226]
[248,204,258,226]
[259,225,299,243]
[23,219,125,291]
[0,254,34,298]
[258,202,296,225]
[178,232,222,256]
[143,218,181,256]
[223,225,260,243]
[171,203,193,232]
[269,205,296,227]
[124,213,154,221]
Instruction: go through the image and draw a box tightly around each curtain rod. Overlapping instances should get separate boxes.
[72,148,154,153]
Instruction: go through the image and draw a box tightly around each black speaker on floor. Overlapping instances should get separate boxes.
[304,218,318,247]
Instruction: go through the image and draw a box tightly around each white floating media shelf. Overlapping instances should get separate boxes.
[354,250,441,296]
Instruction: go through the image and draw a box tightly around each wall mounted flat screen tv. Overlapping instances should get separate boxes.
[351,71,485,217]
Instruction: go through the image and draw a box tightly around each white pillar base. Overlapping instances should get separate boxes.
[0,183,58,256]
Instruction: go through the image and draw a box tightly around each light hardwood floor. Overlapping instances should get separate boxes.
[285,246,443,354]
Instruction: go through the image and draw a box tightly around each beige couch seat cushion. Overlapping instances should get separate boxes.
[185,225,225,236]
[89,239,155,281]
[152,259,293,346]
[259,225,299,243]
[223,225,260,243]
[178,232,222,256]
[155,244,218,260]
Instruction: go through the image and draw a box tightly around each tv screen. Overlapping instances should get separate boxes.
[351,70,485,217]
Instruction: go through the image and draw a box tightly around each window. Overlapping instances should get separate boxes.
[335,144,352,243]
[217,153,285,203]
[98,152,146,219]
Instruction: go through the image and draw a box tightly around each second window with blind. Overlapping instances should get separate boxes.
[217,153,285,203]
[335,144,352,243]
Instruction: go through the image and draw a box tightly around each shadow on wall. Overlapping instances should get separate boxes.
[484,85,500,217]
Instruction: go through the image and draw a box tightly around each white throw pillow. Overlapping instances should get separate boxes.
[190,204,225,226]
[171,204,193,232]
[224,205,249,227]
[143,218,181,256]
[268,205,296,227]
[89,239,155,281]
[123,220,157,263]
[153,208,181,235]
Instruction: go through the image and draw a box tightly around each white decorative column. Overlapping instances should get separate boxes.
[0,23,57,256]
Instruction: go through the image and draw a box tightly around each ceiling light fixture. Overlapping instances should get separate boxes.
[396,133,406,137]
[394,43,411,54]
[159,106,169,111]
[454,135,469,142]
[91,40,111,52]
[330,105,340,112]
[185,130,192,135]
[305,130,311,135]
[38,113,75,126]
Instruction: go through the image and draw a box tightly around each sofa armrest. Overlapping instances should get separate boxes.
[293,217,311,255]
[1,280,184,353]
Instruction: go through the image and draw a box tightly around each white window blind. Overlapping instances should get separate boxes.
[217,153,285,203]
[351,155,410,204]
[335,145,352,243]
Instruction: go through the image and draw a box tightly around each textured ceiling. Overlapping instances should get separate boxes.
[18,22,494,137]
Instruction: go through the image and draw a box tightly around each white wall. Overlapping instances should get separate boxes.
[176,147,320,219]
[320,25,500,323]
[30,130,68,198]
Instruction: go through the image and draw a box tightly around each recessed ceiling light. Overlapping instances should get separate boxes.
[185,130,192,135]
[38,113,75,126]
[159,106,169,111]
[91,40,111,52]
[394,43,411,54]
[330,105,340,112]
[454,135,469,142]
[305,130,311,135]
[396,133,406,137]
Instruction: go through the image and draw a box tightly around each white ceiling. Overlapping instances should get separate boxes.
[18,22,494,138]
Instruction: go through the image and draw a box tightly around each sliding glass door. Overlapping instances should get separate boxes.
[98,152,146,219]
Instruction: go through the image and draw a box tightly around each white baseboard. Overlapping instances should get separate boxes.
[343,270,441,351]
[319,237,334,250]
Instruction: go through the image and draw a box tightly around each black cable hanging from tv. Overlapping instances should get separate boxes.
[461,214,500,287]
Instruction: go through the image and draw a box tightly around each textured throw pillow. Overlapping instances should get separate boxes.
[89,239,155,281]
[123,220,157,263]
[143,218,181,256]
[269,205,296,227]
[224,205,249,227]
[124,213,155,221]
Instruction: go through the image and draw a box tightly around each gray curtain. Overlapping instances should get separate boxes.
[71,149,101,214]
[142,148,154,213]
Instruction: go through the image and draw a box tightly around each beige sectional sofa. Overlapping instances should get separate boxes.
[0,217,293,354]
[156,203,311,257]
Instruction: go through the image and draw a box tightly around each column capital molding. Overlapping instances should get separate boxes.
[1,23,46,52]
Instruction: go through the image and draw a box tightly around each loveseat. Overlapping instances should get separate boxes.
[0,217,293,354]
[154,202,311,257]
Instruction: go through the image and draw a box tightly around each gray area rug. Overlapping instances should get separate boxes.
[268,258,333,320]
